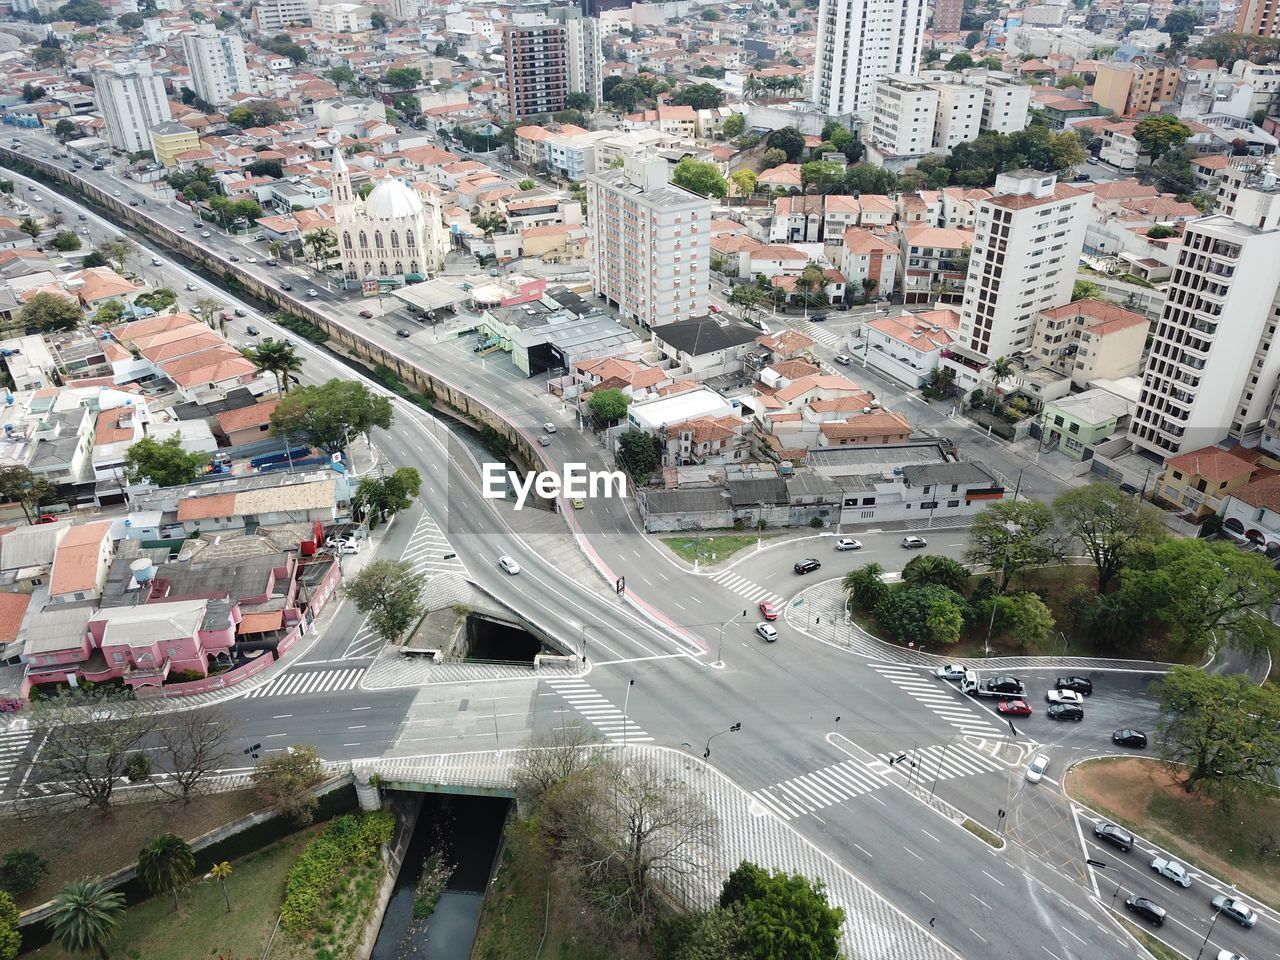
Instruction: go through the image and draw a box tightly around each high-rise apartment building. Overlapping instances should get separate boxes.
[181,23,251,107]
[981,76,1032,133]
[1130,214,1280,456]
[1237,0,1280,38]
[93,60,171,154]
[931,0,962,31]
[556,8,603,106]
[933,80,982,152]
[504,15,569,120]
[869,71,1031,163]
[252,0,313,32]
[586,154,712,328]
[813,0,927,117]
[958,170,1089,358]
[1091,58,1180,116]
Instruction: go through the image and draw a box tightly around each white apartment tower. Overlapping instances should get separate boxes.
[93,61,171,154]
[586,154,712,328]
[959,171,1089,358]
[1130,214,1280,456]
[982,77,1032,134]
[181,23,251,107]
[252,0,314,31]
[551,7,603,105]
[871,75,937,158]
[813,0,927,117]
[933,81,982,152]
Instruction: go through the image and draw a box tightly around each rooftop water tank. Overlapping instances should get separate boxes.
[130,558,156,583]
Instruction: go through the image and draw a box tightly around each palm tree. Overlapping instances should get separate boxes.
[249,337,303,394]
[193,296,223,329]
[18,216,40,239]
[138,833,195,912]
[989,355,1015,415]
[843,562,885,613]
[743,75,763,101]
[47,879,125,960]
[902,554,970,594]
[209,860,233,913]
[793,262,825,319]
[302,228,338,277]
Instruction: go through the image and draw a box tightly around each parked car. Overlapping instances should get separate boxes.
[755,622,779,643]
[794,558,822,575]
[1112,729,1148,749]
[497,555,520,575]
[901,536,928,549]
[1125,896,1166,928]
[1047,702,1084,721]
[834,538,862,551]
[324,538,359,555]
[1212,896,1258,928]
[997,699,1032,716]
[933,663,965,681]
[758,600,778,621]
[1093,822,1133,852]
[1025,753,1050,784]
[1055,676,1094,695]
[1046,689,1084,705]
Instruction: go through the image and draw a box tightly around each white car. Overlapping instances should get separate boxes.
[151,257,162,267]
[542,422,557,434]
[178,227,187,233]
[755,622,778,643]
[934,663,966,681]
[1025,753,1051,784]
[1150,856,1192,888]
[112,190,121,196]
[901,536,928,549]
[247,257,258,264]
[498,555,520,575]
[185,283,197,291]
[306,288,319,297]
[834,538,862,551]
[200,230,211,238]
[1046,689,1084,705]
[31,194,41,202]
[324,538,359,555]
[834,354,852,365]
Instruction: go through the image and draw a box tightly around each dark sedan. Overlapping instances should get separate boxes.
[1112,729,1148,749]
[793,558,822,575]
[1055,676,1094,695]
[1093,822,1133,852]
[1047,703,1084,722]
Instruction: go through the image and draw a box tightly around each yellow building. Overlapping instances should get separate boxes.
[1092,59,1180,117]
[150,121,200,168]
[1158,446,1259,519]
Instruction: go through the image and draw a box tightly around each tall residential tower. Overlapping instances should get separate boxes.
[93,61,171,154]
[813,0,927,117]
[181,23,251,107]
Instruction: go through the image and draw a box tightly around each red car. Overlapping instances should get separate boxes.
[758,600,778,621]
[359,309,374,319]
[998,699,1032,717]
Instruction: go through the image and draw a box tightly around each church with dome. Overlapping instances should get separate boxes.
[330,151,448,285]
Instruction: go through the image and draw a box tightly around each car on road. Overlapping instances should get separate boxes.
[708,304,720,313]
[229,255,240,262]
[247,257,258,264]
[359,310,374,318]
[542,422,556,433]
[234,308,247,317]
[537,434,551,447]
[809,313,828,322]
[1113,729,1148,749]
[1046,689,1084,705]
[997,699,1032,716]
[246,325,259,336]
[934,663,965,681]
[151,257,162,266]
[265,259,278,266]
[901,536,928,549]
[77,214,87,221]
[1151,857,1192,888]
[755,622,779,643]
[834,538,862,551]
[1212,896,1258,927]
[280,282,292,290]
[497,555,520,575]
[571,498,585,509]
[254,233,266,241]
[129,200,138,207]
[192,221,201,228]
[834,354,852,365]
[112,190,120,196]
[1216,953,1247,960]
[396,328,411,338]
[1047,702,1084,721]
[793,558,822,575]
[306,288,319,297]
[758,600,778,621]
[1055,676,1094,695]
[1025,753,1051,784]
[1125,896,1166,928]
[178,227,187,233]
[185,283,197,291]
[1093,822,1133,852]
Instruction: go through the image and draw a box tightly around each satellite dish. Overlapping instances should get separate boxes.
[325,129,342,146]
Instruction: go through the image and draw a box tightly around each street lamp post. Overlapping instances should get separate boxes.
[703,722,741,769]
[1195,905,1224,960]
[622,678,635,747]
[716,610,748,667]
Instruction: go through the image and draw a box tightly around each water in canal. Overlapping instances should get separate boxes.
[370,793,510,960]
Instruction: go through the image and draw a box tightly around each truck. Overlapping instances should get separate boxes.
[961,669,1026,699]
[1150,857,1192,888]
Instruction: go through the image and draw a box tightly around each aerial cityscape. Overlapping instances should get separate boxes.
[0,0,1277,957]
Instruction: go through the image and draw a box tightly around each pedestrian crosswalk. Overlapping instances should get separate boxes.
[242,667,365,698]
[340,622,381,660]
[0,728,33,792]
[752,757,892,820]
[875,741,1005,783]
[401,510,465,580]
[710,569,782,605]
[786,319,846,349]
[870,663,1002,736]
[544,677,653,743]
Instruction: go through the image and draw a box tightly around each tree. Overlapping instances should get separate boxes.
[800,160,844,194]
[96,237,136,273]
[348,559,425,646]
[793,263,826,313]
[988,354,1016,413]
[270,380,394,453]
[370,9,386,27]
[57,0,107,22]
[138,834,195,912]
[671,82,725,110]
[588,387,630,424]
[966,500,1058,592]
[194,296,224,329]
[1056,73,1086,89]
[767,126,805,162]
[19,291,81,333]
[1053,484,1164,592]
[844,163,900,195]
[51,230,81,252]
[671,157,728,199]
[383,67,422,90]
[1052,129,1087,169]
[54,118,76,141]
[730,169,758,204]
[512,720,601,813]
[617,429,661,480]
[843,562,886,612]
[17,217,40,240]
[248,338,303,394]
[124,435,208,487]
[946,52,975,71]
[252,744,323,824]
[0,848,47,899]
[875,583,966,646]
[720,861,845,960]
[606,80,642,113]
[760,147,788,170]
[1072,279,1102,301]
[134,288,177,311]
[0,890,17,960]
[21,83,45,103]
[353,467,421,525]
[302,228,338,274]
[1001,591,1055,649]
[46,880,124,960]
[728,283,768,324]
[0,465,53,524]
[324,65,356,90]
[124,752,152,782]
[723,113,745,138]
[155,708,232,803]
[1147,224,1177,240]
[1156,666,1280,805]
[210,861,233,913]
[902,554,970,594]
[1134,115,1192,162]
[81,251,107,269]
[1163,5,1202,33]
[518,178,537,191]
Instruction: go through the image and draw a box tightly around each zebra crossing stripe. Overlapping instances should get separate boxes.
[545,679,653,744]
[244,668,364,698]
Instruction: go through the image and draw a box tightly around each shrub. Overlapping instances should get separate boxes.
[125,752,153,782]
[0,848,47,896]
[280,812,394,937]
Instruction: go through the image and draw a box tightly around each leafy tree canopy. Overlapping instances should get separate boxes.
[124,435,208,487]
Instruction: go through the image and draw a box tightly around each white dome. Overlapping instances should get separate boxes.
[363,180,423,220]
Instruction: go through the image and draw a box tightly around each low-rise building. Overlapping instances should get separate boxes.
[862,308,960,387]
[1039,383,1136,461]
[1157,445,1260,520]
[1031,299,1149,389]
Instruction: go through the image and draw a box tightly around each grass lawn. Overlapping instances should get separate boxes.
[471,827,654,960]
[0,789,265,910]
[661,533,779,566]
[1116,918,1182,960]
[1067,757,1280,910]
[23,826,318,960]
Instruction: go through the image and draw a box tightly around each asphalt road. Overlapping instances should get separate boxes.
[6,128,1268,960]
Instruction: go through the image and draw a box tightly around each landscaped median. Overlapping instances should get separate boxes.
[661,532,780,566]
